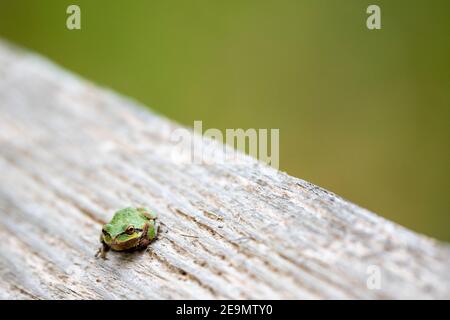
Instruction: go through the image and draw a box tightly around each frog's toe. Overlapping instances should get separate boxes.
[95,243,110,259]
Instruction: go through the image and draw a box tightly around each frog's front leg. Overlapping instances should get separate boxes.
[95,241,110,259]
[138,223,151,249]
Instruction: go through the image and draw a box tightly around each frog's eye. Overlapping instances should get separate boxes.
[125,225,135,235]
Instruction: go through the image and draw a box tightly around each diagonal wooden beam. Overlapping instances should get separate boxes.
[0,40,448,299]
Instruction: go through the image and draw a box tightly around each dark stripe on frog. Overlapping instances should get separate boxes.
[112,228,144,239]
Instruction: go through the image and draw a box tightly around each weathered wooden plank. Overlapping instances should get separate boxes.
[0,40,448,299]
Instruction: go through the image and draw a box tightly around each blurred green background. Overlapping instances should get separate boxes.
[0,0,449,241]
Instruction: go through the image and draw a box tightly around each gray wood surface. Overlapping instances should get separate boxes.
[0,40,448,299]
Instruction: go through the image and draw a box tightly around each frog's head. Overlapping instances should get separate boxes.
[101,222,144,251]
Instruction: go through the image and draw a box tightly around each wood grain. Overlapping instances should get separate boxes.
[0,40,448,299]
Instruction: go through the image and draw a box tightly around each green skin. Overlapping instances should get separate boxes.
[96,207,158,259]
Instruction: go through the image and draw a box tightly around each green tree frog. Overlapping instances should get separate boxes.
[96,207,159,259]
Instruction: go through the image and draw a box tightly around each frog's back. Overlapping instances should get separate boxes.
[105,207,148,237]
[111,207,146,225]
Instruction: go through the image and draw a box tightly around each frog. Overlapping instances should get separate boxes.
[95,207,159,259]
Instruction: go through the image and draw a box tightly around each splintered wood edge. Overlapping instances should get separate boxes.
[0,40,448,299]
